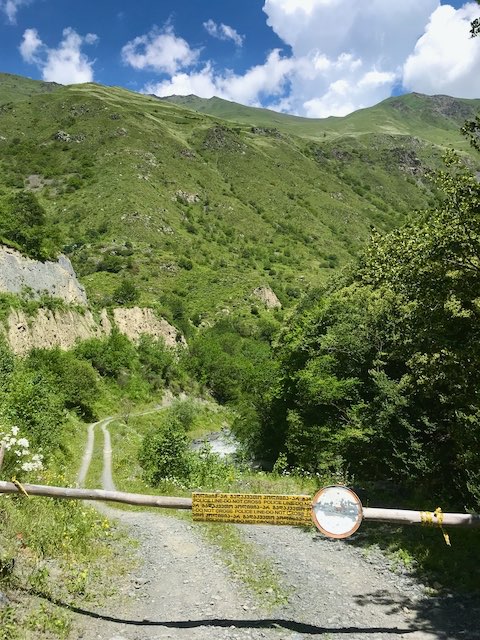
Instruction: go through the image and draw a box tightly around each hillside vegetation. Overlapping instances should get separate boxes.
[1,74,478,328]
[162,92,480,148]
[1,73,480,636]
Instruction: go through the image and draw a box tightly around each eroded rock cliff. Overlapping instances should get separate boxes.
[0,245,182,354]
[0,246,87,305]
[4,307,182,355]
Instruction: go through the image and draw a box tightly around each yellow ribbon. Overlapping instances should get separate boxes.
[11,477,29,498]
[421,507,451,546]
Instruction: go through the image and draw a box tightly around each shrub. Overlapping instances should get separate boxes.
[75,332,138,378]
[139,417,191,485]
[2,368,66,454]
[112,279,139,305]
[137,335,174,389]
[25,348,98,418]
[0,191,62,260]
[96,253,124,273]
[170,398,196,431]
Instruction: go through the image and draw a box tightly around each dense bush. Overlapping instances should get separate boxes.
[112,279,139,305]
[139,416,191,485]
[75,331,138,378]
[1,367,66,454]
[0,191,62,260]
[249,154,480,509]
[25,348,98,418]
[188,315,278,405]
[137,335,176,389]
[0,342,100,454]
[96,253,124,273]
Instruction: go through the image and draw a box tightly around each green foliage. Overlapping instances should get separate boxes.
[0,191,61,260]
[169,397,197,430]
[137,334,176,389]
[25,348,98,418]
[96,253,124,273]
[75,331,138,378]
[188,315,278,406]
[139,416,191,485]
[253,151,480,509]
[112,278,139,305]
[0,366,66,454]
[188,444,237,489]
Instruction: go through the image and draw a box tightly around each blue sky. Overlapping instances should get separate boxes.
[0,0,479,117]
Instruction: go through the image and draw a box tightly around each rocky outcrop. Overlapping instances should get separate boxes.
[6,308,107,355]
[3,307,182,355]
[112,307,185,348]
[0,246,183,354]
[174,190,200,204]
[252,286,282,309]
[0,247,87,305]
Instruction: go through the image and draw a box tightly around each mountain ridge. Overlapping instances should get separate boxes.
[158,91,480,147]
[0,73,478,327]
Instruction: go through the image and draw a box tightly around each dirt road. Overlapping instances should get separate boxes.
[70,409,480,640]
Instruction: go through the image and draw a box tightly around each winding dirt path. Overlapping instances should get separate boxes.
[77,418,111,488]
[70,399,480,640]
[100,418,115,492]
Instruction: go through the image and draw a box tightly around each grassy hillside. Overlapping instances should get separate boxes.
[0,74,478,327]
[161,92,480,149]
[0,72,60,104]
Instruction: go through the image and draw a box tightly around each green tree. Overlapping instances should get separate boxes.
[139,417,191,485]
[0,191,60,259]
[254,150,480,508]
[137,335,175,389]
[2,367,66,454]
[112,279,140,305]
[75,332,138,378]
[25,348,98,418]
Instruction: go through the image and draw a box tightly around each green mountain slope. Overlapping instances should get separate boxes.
[0,74,478,327]
[0,72,61,104]
[161,92,480,148]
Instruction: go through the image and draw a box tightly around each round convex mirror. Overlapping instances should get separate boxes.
[311,486,363,539]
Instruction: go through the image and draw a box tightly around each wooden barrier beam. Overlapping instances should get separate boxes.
[363,507,480,527]
[1,482,479,529]
[0,481,192,509]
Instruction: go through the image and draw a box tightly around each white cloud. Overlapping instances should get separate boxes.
[403,3,480,98]
[145,49,293,106]
[121,26,200,74]
[203,19,244,47]
[145,64,219,99]
[0,0,30,24]
[19,26,41,62]
[132,2,480,118]
[19,27,98,84]
[262,0,440,116]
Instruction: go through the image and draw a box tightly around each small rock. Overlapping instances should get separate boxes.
[0,591,10,608]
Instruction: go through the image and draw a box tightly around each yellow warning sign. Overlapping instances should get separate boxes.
[192,492,312,526]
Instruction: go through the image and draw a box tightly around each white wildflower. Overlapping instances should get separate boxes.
[0,425,43,474]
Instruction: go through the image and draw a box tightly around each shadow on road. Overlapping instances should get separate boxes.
[352,588,480,639]
[23,587,417,635]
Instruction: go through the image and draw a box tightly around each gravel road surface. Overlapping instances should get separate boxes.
[69,412,480,640]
